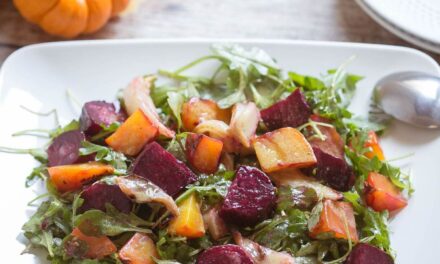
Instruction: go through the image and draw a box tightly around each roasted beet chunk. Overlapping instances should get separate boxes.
[196,245,254,264]
[219,166,276,227]
[345,243,393,264]
[303,117,354,191]
[80,101,125,136]
[79,183,132,213]
[131,142,197,198]
[260,89,311,130]
[47,130,92,167]
[310,147,355,191]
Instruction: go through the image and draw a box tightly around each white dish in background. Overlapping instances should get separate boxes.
[356,0,440,54]
[0,39,439,263]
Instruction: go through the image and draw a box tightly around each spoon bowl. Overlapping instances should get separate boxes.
[374,71,440,129]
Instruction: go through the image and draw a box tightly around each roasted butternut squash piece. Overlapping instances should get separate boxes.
[119,233,159,264]
[48,162,114,192]
[365,172,407,212]
[105,109,158,156]
[309,200,359,242]
[364,131,385,161]
[71,228,116,259]
[186,133,224,174]
[181,98,231,131]
[169,193,205,238]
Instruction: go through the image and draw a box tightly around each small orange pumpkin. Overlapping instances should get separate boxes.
[13,0,130,38]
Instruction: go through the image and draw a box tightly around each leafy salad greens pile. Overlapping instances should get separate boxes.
[1,44,412,264]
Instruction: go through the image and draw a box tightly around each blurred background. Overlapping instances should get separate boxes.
[0,0,439,63]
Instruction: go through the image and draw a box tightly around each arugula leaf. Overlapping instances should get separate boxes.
[156,230,212,263]
[290,66,364,136]
[344,191,392,255]
[175,167,234,207]
[89,123,120,143]
[211,44,280,74]
[167,92,185,130]
[79,141,128,174]
[50,120,80,139]
[277,185,319,211]
[345,131,413,194]
[157,44,286,109]
[250,208,310,254]
[166,132,189,161]
[22,198,72,258]
[74,206,151,237]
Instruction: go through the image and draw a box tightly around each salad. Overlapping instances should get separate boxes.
[4,44,413,264]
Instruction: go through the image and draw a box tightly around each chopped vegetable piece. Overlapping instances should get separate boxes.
[47,130,93,166]
[253,127,317,173]
[194,120,242,154]
[105,109,158,156]
[48,162,114,192]
[196,244,254,264]
[123,76,175,138]
[203,207,229,240]
[80,101,125,136]
[79,183,132,213]
[364,131,385,161]
[70,228,116,259]
[270,168,343,201]
[186,133,224,174]
[260,88,311,130]
[220,166,276,227]
[229,102,260,148]
[181,97,231,131]
[305,117,355,191]
[117,175,179,216]
[365,172,407,212]
[169,193,205,238]
[131,142,197,198]
[233,231,295,264]
[309,199,359,242]
[345,243,394,264]
[119,233,159,264]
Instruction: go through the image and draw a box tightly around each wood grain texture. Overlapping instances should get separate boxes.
[0,0,439,62]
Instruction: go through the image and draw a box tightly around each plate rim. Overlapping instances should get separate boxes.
[2,38,440,76]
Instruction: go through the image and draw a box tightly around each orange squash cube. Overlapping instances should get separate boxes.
[71,228,116,259]
[365,172,407,212]
[181,98,231,131]
[105,109,158,156]
[309,200,359,242]
[48,162,114,192]
[364,131,385,161]
[168,193,205,238]
[252,127,317,173]
[119,233,159,264]
[186,133,224,174]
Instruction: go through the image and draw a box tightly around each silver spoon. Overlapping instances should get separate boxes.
[374,71,440,128]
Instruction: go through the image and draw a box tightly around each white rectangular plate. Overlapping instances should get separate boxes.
[1,39,439,263]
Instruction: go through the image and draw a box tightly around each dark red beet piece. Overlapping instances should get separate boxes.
[79,101,125,136]
[79,183,132,214]
[219,166,276,227]
[303,117,355,191]
[260,89,311,130]
[308,147,355,191]
[131,142,197,198]
[47,130,93,167]
[345,243,393,264]
[196,245,254,264]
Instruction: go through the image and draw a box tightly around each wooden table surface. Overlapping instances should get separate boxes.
[0,0,439,64]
